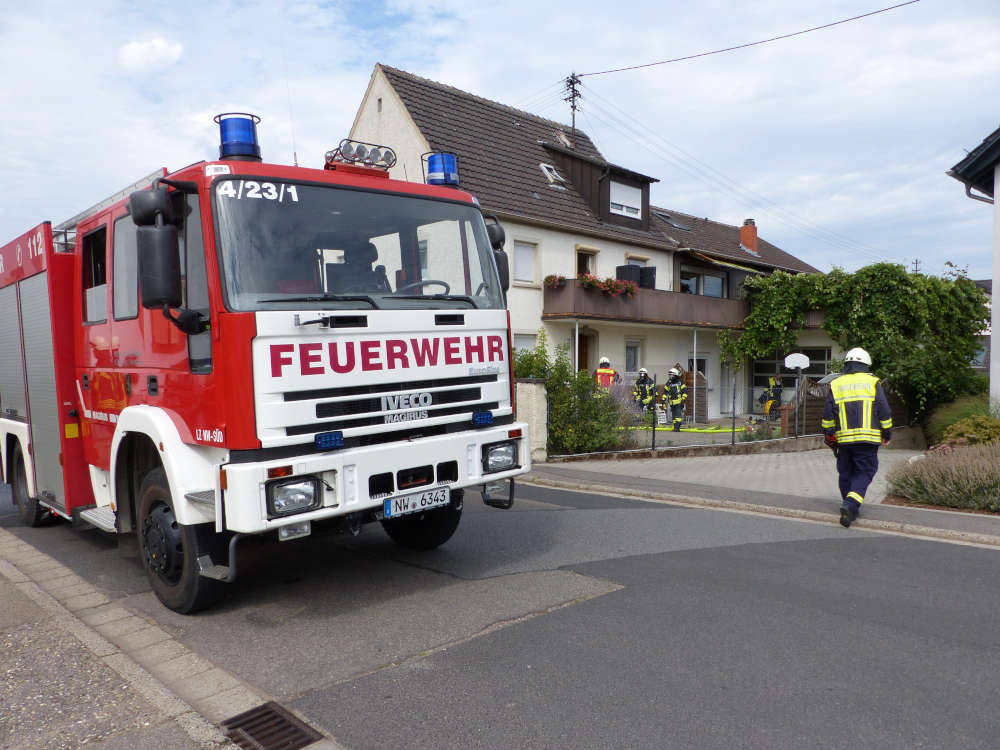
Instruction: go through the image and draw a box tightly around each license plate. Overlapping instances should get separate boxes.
[383,487,450,518]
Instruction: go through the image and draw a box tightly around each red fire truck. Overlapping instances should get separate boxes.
[0,114,529,613]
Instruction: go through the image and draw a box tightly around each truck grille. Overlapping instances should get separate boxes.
[283,373,500,438]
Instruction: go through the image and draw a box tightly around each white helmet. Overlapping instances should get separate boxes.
[638,367,648,375]
[599,356,610,367]
[844,347,872,366]
[669,367,680,377]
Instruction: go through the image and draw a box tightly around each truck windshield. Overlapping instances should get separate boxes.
[213,179,505,311]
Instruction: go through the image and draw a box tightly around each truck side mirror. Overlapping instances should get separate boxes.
[486,222,505,250]
[493,249,510,292]
[129,188,175,227]
[137,225,182,308]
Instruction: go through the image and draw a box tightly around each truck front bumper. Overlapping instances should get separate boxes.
[221,423,529,534]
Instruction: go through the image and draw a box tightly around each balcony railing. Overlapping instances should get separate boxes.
[542,280,750,329]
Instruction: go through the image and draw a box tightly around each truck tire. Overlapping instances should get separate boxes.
[11,444,48,527]
[380,489,463,550]
[137,467,222,614]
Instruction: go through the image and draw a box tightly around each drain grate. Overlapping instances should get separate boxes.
[221,701,324,750]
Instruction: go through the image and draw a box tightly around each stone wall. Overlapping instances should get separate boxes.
[515,380,548,463]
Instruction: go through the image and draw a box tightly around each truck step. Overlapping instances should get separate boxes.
[197,554,231,581]
[79,506,117,533]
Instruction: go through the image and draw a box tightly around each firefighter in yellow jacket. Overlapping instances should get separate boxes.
[632,368,655,411]
[662,367,688,431]
[821,347,893,528]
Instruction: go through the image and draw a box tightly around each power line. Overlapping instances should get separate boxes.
[579,1,920,77]
[580,81,882,259]
[577,90,886,263]
[514,79,566,109]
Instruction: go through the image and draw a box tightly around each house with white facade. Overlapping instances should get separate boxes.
[350,64,823,419]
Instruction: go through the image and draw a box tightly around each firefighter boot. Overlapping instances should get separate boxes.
[673,423,680,432]
[839,498,860,528]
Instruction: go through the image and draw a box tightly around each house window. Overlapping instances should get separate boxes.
[577,249,596,276]
[513,241,537,283]
[625,341,641,373]
[540,163,567,188]
[703,274,724,298]
[679,270,699,294]
[679,266,725,297]
[513,334,537,352]
[609,181,642,218]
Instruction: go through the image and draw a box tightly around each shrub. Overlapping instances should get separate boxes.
[516,335,645,454]
[546,349,628,455]
[924,394,990,445]
[941,414,1000,446]
[513,329,551,379]
[887,443,1000,512]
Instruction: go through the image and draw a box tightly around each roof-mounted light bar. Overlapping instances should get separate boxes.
[325,139,397,170]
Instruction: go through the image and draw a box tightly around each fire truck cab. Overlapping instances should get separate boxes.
[0,115,529,613]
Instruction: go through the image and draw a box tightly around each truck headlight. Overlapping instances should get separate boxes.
[267,477,321,517]
[482,441,518,473]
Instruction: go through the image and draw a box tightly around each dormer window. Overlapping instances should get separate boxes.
[540,163,567,188]
[610,181,642,218]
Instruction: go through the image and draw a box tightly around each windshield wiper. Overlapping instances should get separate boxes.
[393,294,477,307]
[259,294,380,308]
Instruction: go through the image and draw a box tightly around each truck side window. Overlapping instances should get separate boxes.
[82,227,108,323]
[179,193,212,372]
[112,216,138,320]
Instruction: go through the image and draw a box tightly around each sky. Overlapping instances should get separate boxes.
[2,0,998,278]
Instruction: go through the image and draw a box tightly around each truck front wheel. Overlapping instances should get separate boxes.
[11,444,48,527]
[137,467,222,614]
[380,489,463,550]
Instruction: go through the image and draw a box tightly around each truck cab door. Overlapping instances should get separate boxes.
[76,217,117,469]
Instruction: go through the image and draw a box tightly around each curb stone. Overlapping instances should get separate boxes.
[0,527,236,748]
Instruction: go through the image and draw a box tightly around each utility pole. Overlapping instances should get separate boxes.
[564,73,581,135]
[911,258,921,274]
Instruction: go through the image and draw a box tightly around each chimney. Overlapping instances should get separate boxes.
[740,218,758,253]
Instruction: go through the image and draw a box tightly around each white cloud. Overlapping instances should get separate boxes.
[119,36,183,72]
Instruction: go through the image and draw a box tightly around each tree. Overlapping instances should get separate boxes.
[732,263,988,422]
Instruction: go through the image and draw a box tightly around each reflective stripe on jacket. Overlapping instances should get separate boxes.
[663,381,688,406]
[821,372,893,444]
[595,368,618,388]
[633,380,654,404]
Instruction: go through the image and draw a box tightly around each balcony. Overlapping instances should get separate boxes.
[542,280,750,329]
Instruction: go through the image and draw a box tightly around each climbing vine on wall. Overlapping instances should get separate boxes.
[719,263,989,422]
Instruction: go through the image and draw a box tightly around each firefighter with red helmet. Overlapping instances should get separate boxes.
[821,347,893,528]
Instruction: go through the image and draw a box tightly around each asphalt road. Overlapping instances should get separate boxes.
[2,483,999,749]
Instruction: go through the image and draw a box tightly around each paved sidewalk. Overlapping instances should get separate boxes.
[0,526,343,750]
[524,448,1000,548]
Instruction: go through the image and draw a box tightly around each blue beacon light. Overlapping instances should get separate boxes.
[426,152,459,186]
[214,112,262,161]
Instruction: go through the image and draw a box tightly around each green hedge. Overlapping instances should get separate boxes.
[924,395,990,445]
